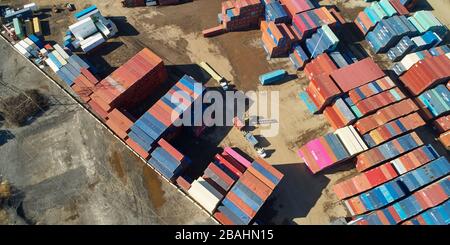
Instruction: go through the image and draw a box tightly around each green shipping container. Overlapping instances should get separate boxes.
[371,2,387,20]
[379,0,397,17]
[13,18,24,39]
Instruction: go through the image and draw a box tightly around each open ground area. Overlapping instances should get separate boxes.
[1,0,450,225]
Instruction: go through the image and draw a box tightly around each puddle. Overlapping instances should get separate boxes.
[109,151,126,183]
[142,166,166,210]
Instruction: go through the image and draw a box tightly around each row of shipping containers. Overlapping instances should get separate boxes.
[333,144,439,200]
[355,132,424,172]
[10,17,42,40]
[403,199,450,225]
[354,0,409,36]
[354,99,420,135]
[350,176,450,225]
[182,146,284,225]
[361,112,425,147]
[392,45,450,75]
[297,126,368,174]
[399,54,450,96]
[214,158,284,225]
[345,157,450,216]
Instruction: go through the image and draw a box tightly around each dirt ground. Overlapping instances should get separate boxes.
[1,0,449,225]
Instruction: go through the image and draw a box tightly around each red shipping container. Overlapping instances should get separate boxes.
[80,68,99,85]
[107,109,134,132]
[227,191,257,218]
[251,158,283,184]
[71,83,92,103]
[88,99,108,119]
[330,58,385,92]
[125,138,150,160]
[215,154,244,177]
[433,115,450,133]
[221,152,246,173]
[175,176,191,192]
[213,211,235,225]
[106,119,128,139]
[207,162,236,187]
[157,139,184,162]
[239,171,273,201]
[438,131,450,149]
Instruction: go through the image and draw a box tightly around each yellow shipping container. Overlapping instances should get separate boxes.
[33,17,41,36]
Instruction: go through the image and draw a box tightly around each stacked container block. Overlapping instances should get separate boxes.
[220,0,264,32]
[408,11,448,37]
[260,21,298,57]
[214,158,284,225]
[399,54,450,95]
[362,112,425,147]
[333,144,439,200]
[345,157,450,216]
[126,75,204,157]
[323,98,356,130]
[289,44,310,70]
[356,132,424,172]
[265,1,289,23]
[354,0,399,36]
[416,84,450,120]
[305,25,339,58]
[298,126,367,174]
[347,76,396,104]
[354,99,420,135]
[365,15,418,53]
[403,200,450,225]
[148,139,192,181]
[346,88,406,118]
[351,176,450,225]
[90,48,167,118]
[292,7,337,39]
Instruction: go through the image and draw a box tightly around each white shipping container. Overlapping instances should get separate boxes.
[18,40,32,52]
[401,54,421,70]
[40,48,48,56]
[335,127,360,156]
[14,43,31,58]
[69,17,98,40]
[95,21,111,38]
[54,44,70,60]
[392,159,407,175]
[24,38,38,50]
[188,178,221,214]
[24,3,38,11]
[52,50,68,66]
[335,128,354,155]
[45,58,59,72]
[348,125,368,151]
[81,33,105,52]
[412,36,426,47]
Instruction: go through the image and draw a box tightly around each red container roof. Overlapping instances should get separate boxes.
[330,58,385,92]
